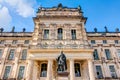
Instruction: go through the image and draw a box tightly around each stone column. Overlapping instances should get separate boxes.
[0,45,9,79]
[88,59,95,80]
[70,59,75,80]
[12,46,22,78]
[26,60,34,80]
[47,59,53,80]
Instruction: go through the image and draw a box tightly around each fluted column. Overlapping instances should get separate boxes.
[26,60,34,80]
[88,59,95,80]
[47,59,53,80]
[70,59,75,80]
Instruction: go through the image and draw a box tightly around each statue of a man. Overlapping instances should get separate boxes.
[57,51,67,72]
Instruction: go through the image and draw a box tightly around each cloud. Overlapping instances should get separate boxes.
[5,0,35,17]
[0,6,12,29]
[0,0,3,3]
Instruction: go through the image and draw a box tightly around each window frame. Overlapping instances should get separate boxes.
[91,40,96,44]
[24,40,29,44]
[40,63,47,77]
[21,49,27,60]
[43,29,49,39]
[17,66,25,79]
[57,28,63,40]
[0,49,3,59]
[95,65,104,79]
[71,29,76,40]
[7,49,15,60]
[3,66,12,79]
[109,65,117,79]
[104,49,112,60]
[74,63,81,77]
[93,49,99,60]
[103,40,107,44]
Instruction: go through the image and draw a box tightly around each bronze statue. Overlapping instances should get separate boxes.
[57,51,67,72]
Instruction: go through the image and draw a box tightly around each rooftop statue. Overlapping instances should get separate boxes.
[11,26,15,32]
[94,27,97,32]
[104,26,108,32]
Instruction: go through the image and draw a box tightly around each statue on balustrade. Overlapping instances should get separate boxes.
[57,51,67,72]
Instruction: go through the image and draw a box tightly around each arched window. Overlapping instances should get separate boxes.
[58,28,63,40]
[40,63,47,77]
[74,63,81,77]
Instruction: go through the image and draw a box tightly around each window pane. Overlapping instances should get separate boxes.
[96,66,103,79]
[91,40,95,44]
[0,40,4,44]
[117,49,120,58]
[93,49,99,60]
[24,40,29,44]
[8,49,15,60]
[58,28,63,40]
[103,40,107,44]
[109,65,117,78]
[3,66,11,79]
[44,29,49,39]
[12,40,17,44]
[0,49,3,59]
[115,40,118,44]
[74,63,81,77]
[71,30,76,40]
[40,63,47,77]
[21,49,27,60]
[105,49,112,60]
[18,66,25,79]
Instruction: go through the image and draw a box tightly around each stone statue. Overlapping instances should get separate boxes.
[104,26,108,32]
[23,28,26,32]
[57,51,67,72]
[94,27,97,32]
[11,26,15,32]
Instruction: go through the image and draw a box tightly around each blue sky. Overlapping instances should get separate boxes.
[0,0,120,32]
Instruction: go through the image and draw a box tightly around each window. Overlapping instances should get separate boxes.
[44,29,49,39]
[109,65,117,78]
[18,66,25,79]
[57,28,63,40]
[21,49,27,60]
[8,49,15,60]
[24,40,29,44]
[105,49,112,60]
[71,30,76,40]
[96,66,103,79]
[74,63,81,77]
[117,49,120,58]
[12,40,17,44]
[40,63,47,77]
[91,40,95,44]
[103,40,107,44]
[0,49,3,59]
[3,66,11,79]
[0,40,4,44]
[115,40,118,44]
[93,49,99,60]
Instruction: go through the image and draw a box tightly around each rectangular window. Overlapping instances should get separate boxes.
[117,49,120,58]
[91,40,95,44]
[105,49,112,60]
[74,63,81,77]
[12,40,17,44]
[3,66,11,79]
[71,30,76,40]
[44,29,49,39]
[0,40,4,44]
[18,66,25,79]
[93,49,99,60]
[103,40,107,44]
[96,66,103,79]
[0,49,3,59]
[8,49,15,60]
[109,65,117,78]
[21,49,27,60]
[40,63,47,77]
[115,40,118,44]
[24,40,29,44]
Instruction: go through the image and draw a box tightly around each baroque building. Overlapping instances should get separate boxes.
[0,4,120,80]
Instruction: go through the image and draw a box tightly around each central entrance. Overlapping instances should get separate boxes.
[27,48,95,80]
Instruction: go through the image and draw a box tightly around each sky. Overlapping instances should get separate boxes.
[0,0,120,32]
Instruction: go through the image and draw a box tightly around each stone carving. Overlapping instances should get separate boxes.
[57,51,67,72]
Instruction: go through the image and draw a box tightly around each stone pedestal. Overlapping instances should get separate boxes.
[57,72,69,80]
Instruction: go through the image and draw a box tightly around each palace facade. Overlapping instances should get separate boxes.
[0,4,120,80]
